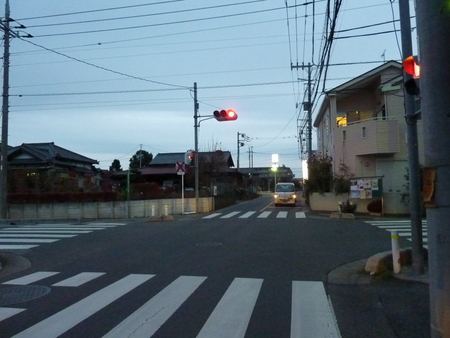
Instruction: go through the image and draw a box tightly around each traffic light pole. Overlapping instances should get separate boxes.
[415,1,450,336]
[399,0,424,274]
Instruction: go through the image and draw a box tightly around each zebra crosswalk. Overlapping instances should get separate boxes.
[0,223,125,253]
[365,219,428,248]
[202,210,307,220]
[0,271,340,337]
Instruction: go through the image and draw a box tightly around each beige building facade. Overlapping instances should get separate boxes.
[314,61,423,197]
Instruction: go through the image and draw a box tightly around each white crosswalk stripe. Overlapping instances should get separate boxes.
[0,308,26,321]
[0,223,125,253]
[202,210,307,220]
[52,272,106,287]
[11,274,154,338]
[197,277,262,338]
[0,271,340,337]
[104,275,207,337]
[365,219,428,248]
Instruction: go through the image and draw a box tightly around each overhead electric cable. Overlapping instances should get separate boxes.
[18,37,189,90]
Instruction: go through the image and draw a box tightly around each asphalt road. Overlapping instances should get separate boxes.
[0,194,430,337]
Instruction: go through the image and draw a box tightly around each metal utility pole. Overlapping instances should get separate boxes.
[193,82,200,213]
[291,62,313,163]
[399,0,424,274]
[0,0,11,220]
[415,1,450,337]
[236,132,248,171]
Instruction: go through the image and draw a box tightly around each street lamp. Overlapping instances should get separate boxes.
[271,154,279,190]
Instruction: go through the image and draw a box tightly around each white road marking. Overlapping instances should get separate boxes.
[221,211,241,219]
[239,211,256,218]
[196,278,263,338]
[0,244,39,250]
[0,238,59,243]
[12,274,154,338]
[3,272,60,285]
[52,272,106,287]
[202,213,221,219]
[257,211,272,218]
[104,275,206,337]
[0,234,76,238]
[0,308,26,322]
[295,212,306,218]
[276,211,288,218]
[291,281,340,337]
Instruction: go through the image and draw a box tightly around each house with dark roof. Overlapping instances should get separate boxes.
[111,150,239,192]
[7,142,100,193]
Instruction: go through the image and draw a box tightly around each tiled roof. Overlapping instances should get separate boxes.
[151,151,234,167]
[8,142,98,165]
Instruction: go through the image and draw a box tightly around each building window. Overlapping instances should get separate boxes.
[336,116,347,127]
[361,126,366,138]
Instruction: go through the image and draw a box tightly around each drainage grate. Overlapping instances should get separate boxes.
[0,285,51,306]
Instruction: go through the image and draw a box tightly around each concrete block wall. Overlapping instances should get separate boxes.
[7,197,213,221]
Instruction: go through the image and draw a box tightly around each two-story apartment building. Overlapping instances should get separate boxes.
[313,61,424,212]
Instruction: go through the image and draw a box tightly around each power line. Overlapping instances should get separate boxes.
[24,1,270,29]
[29,6,289,38]
[17,37,189,90]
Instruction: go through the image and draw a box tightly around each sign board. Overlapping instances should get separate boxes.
[349,177,383,199]
[175,162,185,175]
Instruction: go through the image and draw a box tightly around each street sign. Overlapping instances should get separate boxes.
[176,162,186,175]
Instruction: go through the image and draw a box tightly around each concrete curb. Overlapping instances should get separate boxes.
[327,259,372,285]
[147,215,175,222]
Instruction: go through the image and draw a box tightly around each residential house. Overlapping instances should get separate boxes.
[313,61,424,212]
[111,150,240,194]
[7,142,100,193]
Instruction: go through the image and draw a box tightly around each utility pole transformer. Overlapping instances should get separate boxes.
[415,1,450,337]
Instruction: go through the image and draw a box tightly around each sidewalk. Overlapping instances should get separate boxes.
[295,195,429,285]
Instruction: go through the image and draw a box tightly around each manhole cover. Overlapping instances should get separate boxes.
[0,285,51,306]
[196,242,223,247]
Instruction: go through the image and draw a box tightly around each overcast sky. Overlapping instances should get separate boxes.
[4,0,417,177]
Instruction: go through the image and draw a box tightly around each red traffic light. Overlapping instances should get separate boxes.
[213,109,238,122]
[403,56,420,78]
[184,150,194,164]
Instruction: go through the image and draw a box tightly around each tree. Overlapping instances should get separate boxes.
[304,154,333,196]
[129,150,153,169]
[109,159,122,172]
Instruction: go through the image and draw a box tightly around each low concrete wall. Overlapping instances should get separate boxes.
[7,197,213,220]
[309,192,410,215]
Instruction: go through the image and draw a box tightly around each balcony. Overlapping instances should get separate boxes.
[340,117,399,155]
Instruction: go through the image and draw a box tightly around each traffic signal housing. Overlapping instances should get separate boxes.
[403,56,420,78]
[184,150,194,165]
[403,56,420,96]
[213,109,238,122]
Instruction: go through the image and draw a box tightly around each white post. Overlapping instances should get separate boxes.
[391,230,401,273]
[181,174,185,215]
[151,205,155,217]
[164,204,168,216]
